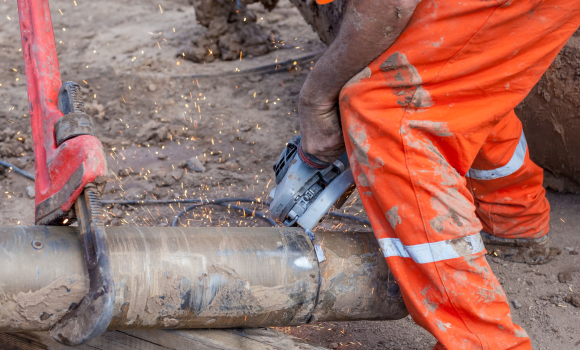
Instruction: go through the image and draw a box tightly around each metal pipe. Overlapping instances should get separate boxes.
[0,226,407,332]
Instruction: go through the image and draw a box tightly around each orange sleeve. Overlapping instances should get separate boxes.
[316,0,334,4]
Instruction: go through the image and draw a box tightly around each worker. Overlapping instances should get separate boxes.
[296,0,580,348]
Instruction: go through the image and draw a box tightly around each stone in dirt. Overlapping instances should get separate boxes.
[218,159,238,170]
[329,343,338,349]
[185,157,206,173]
[170,169,184,181]
[511,300,522,309]
[25,185,34,199]
[564,293,580,308]
[540,293,562,306]
[138,120,171,144]
[111,208,124,218]
[558,270,575,283]
[180,171,198,187]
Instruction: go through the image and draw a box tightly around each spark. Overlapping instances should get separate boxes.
[159,4,163,13]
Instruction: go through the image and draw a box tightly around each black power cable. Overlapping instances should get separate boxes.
[2,159,370,228]
[168,198,276,227]
[0,160,35,181]
[327,211,371,226]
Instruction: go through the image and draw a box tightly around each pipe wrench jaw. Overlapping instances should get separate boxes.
[34,81,104,226]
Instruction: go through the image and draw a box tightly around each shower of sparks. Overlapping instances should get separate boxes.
[0,0,368,236]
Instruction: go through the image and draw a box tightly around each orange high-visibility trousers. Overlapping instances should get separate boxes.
[336,0,580,348]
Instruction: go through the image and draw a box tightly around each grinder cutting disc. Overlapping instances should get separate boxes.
[268,136,356,231]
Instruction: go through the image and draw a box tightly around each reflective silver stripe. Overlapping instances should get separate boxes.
[466,132,527,180]
[378,233,485,264]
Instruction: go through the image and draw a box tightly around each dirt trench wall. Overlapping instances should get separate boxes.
[289,0,580,189]
[517,31,580,192]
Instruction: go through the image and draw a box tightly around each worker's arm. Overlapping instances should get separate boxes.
[299,0,421,163]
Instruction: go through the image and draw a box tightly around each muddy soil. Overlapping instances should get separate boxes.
[0,0,579,349]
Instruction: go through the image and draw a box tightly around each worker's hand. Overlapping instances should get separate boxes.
[297,0,420,163]
[298,92,345,164]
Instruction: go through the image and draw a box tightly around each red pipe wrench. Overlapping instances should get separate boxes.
[18,0,114,345]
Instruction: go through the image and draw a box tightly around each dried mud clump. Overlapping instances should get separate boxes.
[181,0,280,63]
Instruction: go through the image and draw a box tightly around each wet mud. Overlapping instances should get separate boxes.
[0,275,89,332]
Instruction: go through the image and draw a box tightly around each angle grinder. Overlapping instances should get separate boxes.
[268,136,356,231]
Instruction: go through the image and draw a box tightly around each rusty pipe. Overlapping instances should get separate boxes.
[0,226,407,332]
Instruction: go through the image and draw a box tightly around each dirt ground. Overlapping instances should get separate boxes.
[0,0,579,349]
